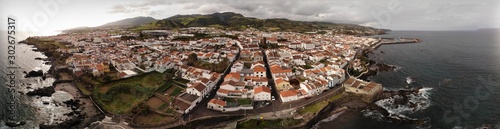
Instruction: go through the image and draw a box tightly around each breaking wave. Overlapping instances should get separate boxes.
[406,77,414,85]
[374,87,433,120]
[361,109,384,121]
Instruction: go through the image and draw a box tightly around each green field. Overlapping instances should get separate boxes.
[298,93,345,115]
[75,81,92,95]
[93,72,164,114]
[170,87,183,96]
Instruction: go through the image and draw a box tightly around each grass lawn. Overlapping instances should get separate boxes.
[99,72,163,93]
[238,99,252,105]
[169,87,183,96]
[237,118,302,129]
[158,103,167,110]
[75,81,92,95]
[298,93,345,115]
[93,72,164,114]
[158,82,173,93]
[298,101,328,115]
[225,98,252,106]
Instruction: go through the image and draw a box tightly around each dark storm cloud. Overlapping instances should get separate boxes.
[109,0,500,30]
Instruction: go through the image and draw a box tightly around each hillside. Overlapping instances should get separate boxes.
[132,12,388,35]
[101,16,157,27]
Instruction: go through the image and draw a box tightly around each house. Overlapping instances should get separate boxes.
[275,78,291,91]
[302,43,315,50]
[231,61,244,72]
[207,99,226,111]
[270,65,293,78]
[252,52,264,62]
[252,77,268,86]
[187,82,207,96]
[220,80,246,90]
[224,72,242,82]
[292,56,306,66]
[173,93,202,114]
[240,50,252,58]
[279,90,299,102]
[253,86,271,101]
[253,65,266,77]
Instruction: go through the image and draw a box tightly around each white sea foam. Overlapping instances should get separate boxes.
[32,91,75,125]
[406,77,414,85]
[16,77,55,93]
[361,109,384,121]
[373,87,433,121]
[392,65,402,71]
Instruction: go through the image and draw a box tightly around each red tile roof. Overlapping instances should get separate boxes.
[189,82,206,92]
[254,86,271,94]
[209,99,226,106]
[280,90,298,97]
[253,65,266,72]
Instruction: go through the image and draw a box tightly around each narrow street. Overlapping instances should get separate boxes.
[185,44,347,124]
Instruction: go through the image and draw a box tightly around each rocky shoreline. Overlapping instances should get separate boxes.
[26,86,55,96]
[13,40,105,129]
[305,88,429,128]
[305,46,428,128]
[358,50,399,81]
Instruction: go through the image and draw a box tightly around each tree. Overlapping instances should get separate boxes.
[187,53,198,66]
[103,75,112,83]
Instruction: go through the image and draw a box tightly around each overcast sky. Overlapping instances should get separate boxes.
[1,0,499,36]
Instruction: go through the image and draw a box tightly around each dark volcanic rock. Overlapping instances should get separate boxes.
[25,70,44,78]
[376,63,397,71]
[5,121,26,127]
[39,115,83,129]
[40,99,87,129]
[26,86,55,97]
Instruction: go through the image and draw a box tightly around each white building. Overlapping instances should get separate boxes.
[253,86,271,101]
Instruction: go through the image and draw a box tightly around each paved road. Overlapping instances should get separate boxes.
[186,46,347,127]
[136,45,350,129]
[187,85,344,122]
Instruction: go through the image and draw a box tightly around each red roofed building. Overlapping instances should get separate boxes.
[279,90,299,102]
[224,72,241,82]
[207,99,226,111]
[253,86,271,101]
[253,65,266,77]
[187,82,207,96]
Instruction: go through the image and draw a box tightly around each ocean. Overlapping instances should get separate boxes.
[0,32,60,129]
[316,31,500,129]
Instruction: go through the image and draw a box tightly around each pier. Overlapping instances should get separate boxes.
[371,37,421,49]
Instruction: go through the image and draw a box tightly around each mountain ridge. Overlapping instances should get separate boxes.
[101,16,157,27]
[66,12,389,35]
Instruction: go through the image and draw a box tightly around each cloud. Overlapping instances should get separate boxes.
[108,5,130,13]
[106,0,500,30]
